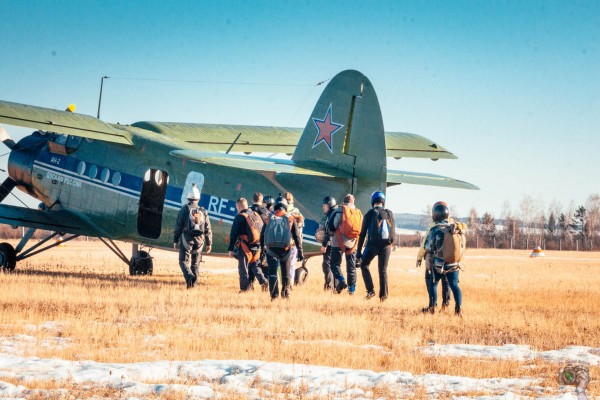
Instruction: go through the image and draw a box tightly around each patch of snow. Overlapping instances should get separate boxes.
[0,355,541,399]
[422,344,600,366]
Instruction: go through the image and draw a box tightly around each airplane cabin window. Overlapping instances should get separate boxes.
[112,172,122,186]
[100,168,110,183]
[88,165,98,179]
[77,161,86,175]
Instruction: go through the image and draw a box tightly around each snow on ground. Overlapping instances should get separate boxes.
[421,344,600,366]
[0,354,544,399]
[0,335,594,399]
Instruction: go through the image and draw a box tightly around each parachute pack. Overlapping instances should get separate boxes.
[240,210,263,245]
[339,205,363,240]
[369,208,395,246]
[264,213,292,249]
[442,222,467,264]
[186,205,207,237]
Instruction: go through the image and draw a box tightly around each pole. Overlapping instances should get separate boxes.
[97,76,109,119]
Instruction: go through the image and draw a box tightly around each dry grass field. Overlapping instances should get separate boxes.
[1,240,600,398]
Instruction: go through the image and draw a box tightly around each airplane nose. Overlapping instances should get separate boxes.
[7,134,47,197]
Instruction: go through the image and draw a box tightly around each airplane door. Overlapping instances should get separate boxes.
[181,171,205,205]
[137,169,169,239]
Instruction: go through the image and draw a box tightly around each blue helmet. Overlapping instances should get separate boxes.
[371,191,385,206]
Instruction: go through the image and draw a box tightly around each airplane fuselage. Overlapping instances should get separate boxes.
[8,130,355,253]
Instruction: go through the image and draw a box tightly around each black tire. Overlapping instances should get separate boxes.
[130,250,153,276]
[294,265,308,286]
[0,242,17,272]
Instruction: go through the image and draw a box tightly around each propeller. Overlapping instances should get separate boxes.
[0,126,16,150]
[0,126,18,203]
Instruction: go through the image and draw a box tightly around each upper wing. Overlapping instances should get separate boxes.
[387,169,479,190]
[0,204,109,236]
[0,100,133,145]
[170,149,351,178]
[134,121,457,159]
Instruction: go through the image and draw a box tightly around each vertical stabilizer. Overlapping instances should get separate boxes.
[292,70,387,209]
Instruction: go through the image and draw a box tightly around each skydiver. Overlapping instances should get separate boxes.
[173,184,212,288]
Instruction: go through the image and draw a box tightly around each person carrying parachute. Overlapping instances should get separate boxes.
[356,191,395,301]
[229,198,268,292]
[422,201,466,316]
[260,196,304,301]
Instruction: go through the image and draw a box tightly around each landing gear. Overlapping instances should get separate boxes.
[294,259,309,286]
[0,242,17,271]
[129,250,154,276]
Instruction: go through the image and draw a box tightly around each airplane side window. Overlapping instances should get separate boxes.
[88,165,98,179]
[143,170,151,182]
[100,168,110,183]
[112,172,121,186]
[77,161,86,175]
[154,170,163,186]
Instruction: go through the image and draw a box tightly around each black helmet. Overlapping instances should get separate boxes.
[322,196,336,208]
[263,195,275,210]
[274,196,288,211]
[432,202,449,223]
[371,191,385,206]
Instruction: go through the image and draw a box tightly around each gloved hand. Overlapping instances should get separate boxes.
[416,259,422,268]
[173,242,178,250]
[205,245,212,254]
[297,249,304,261]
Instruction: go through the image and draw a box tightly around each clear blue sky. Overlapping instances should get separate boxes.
[1,1,599,218]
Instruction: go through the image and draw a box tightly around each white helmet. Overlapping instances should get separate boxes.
[187,183,200,200]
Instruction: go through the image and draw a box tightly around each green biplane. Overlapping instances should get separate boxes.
[0,70,477,274]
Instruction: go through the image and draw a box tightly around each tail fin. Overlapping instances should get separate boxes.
[292,70,386,207]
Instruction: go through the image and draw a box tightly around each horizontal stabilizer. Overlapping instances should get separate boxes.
[385,131,457,160]
[0,204,109,236]
[387,169,479,190]
[0,100,133,145]
[170,150,351,178]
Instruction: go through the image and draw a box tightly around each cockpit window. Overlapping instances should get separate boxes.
[48,133,82,155]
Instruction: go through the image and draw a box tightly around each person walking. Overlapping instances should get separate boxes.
[422,202,464,316]
[229,198,268,292]
[261,196,303,300]
[356,191,395,301]
[329,194,363,294]
[417,201,452,310]
[173,184,212,288]
[320,196,338,291]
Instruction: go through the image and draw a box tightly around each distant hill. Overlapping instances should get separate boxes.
[394,213,427,233]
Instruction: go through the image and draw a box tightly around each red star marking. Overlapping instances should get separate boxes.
[312,104,343,153]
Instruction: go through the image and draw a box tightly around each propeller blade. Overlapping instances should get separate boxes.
[0,126,16,150]
[0,177,16,203]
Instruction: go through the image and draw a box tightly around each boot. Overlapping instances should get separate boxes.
[365,291,376,300]
[335,280,348,294]
[455,305,462,317]
[421,306,435,314]
[441,301,450,311]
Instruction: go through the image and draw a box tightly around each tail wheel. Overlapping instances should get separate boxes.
[0,243,17,272]
[129,250,154,276]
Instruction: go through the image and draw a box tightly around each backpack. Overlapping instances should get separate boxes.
[442,222,467,264]
[369,208,395,245]
[251,204,270,225]
[186,205,206,237]
[339,205,363,240]
[240,210,263,245]
[264,213,292,249]
[289,206,305,229]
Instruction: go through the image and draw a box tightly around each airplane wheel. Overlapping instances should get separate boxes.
[294,261,308,286]
[0,243,17,272]
[129,251,153,276]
